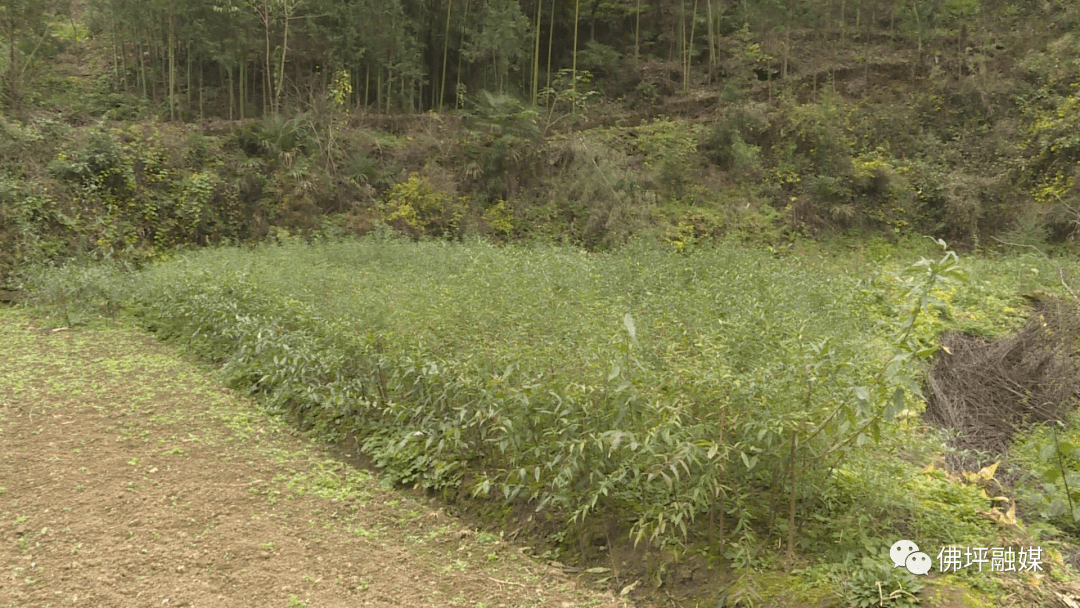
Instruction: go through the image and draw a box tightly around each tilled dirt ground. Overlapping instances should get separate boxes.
[0,309,625,608]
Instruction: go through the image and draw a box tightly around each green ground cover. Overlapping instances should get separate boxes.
[23,236,1080,605]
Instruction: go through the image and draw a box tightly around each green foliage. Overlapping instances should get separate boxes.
[1015,420,1080,533]
[232,114,318,161]
[630,117,704,198]
[538,69,600,127]
[576,41,622,79]
[461,91,542,199]
[463,0,530,94]
[24,260,134,326]
[110,236,980,562]
[0,177,74,274]
[482,199,514,237]
[381,174,467,238]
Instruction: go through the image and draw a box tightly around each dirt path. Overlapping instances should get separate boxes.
[0,309,626,608]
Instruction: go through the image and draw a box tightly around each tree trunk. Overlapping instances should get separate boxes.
[186,40,192,114]
[262,0,273,114]
[6,16,17,109]
[138,40,148,100]
[635,0,642,62]
[168,14,176,121]
[571,0,580,112]
[386,69,393,113]
[112,34,119,87]
[532,0,542,105]
[120,40,130,98]
[783,21,790,80]
[840,0,846,43]
[240,55,246,119]
[706,0,714,80]
[149,36,159,106]
[456,0,472,108]
[227,64,234,120]
[275,0,298,114]
[440,0,452,109]
[685,0,698,93]
[546,0,555,90]
[262,56,269,116]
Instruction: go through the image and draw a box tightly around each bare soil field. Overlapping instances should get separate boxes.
[0,309,625,608]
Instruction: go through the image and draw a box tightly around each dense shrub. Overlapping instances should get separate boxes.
[123,238,968,559]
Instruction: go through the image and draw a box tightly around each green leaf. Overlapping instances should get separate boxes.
[1047,497,1068,518]
[740,451,758,471]
[914,346,939,360]
[1041,444,1058,461]
[623,313,637,342]
[610,431,623,452]
[883,387,905,420]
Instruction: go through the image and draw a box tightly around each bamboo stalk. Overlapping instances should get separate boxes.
[546,0,555,90]
[571,0,581,113]
[440,0,452,109]
[532,0,542,105]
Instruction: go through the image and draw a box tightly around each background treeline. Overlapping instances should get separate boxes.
[3,0,1069,116]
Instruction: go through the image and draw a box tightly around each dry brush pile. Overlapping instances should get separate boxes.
[925,296,1080,460]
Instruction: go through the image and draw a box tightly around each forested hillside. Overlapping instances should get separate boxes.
[2,0,1080,282]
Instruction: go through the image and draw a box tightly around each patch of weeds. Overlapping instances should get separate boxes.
[427,524,456,540]
[844,558,924,608]
[352,525,380,539]
[441,559,470,573]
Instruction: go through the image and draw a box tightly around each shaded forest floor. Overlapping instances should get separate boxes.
[0,308,625,608]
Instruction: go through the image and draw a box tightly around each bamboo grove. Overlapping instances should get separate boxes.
[2,0,996,117]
